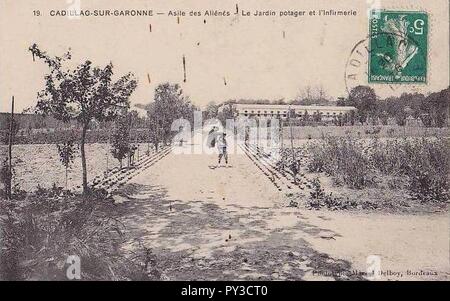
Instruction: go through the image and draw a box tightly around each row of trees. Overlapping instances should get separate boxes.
[341,86,450,127]
[29,44,138,194]
[26,44,196,196]
[145,83,198,149]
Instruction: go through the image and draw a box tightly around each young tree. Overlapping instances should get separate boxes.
[0,158,12,198]
[203,102,219,120]
[150,83,196,145]
[56,139,77,189]
[217,103,237,125]
[146,103,161,152]
[29,44,137,194]
[111,116,130,169]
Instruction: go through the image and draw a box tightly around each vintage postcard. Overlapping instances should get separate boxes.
[0,0,449,287]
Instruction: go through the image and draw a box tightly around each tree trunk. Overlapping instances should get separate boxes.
[288,109,297,183]
[137,145,139,161]
[80,123,88,195]
[154,141,158,152]
[65,166,68,190]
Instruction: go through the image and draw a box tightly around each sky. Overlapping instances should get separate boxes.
[0,0,448,113]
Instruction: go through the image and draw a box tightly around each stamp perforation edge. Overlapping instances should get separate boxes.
[368,9,428,85]
[368,5,437,90]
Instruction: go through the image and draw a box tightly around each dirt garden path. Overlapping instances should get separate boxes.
[113,146,449,281]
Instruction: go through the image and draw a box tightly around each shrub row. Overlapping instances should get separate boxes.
[306,137,449,202]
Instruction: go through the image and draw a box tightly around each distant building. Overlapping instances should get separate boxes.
[226,103,357,121]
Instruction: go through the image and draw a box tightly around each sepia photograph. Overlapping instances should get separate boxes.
[0,0,448,290]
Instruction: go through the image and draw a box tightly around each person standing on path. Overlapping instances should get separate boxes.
[217,133,228,166]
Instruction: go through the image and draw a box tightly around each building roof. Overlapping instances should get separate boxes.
[233,103,357,111]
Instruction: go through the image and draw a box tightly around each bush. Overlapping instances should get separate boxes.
[0,157,12,197]
[0,188,158,280]
[307,178,359,210]
[307,137,375,189]
[403,139,448,202]
[306,143,327,173]
[369,137,449,202]
[307,136,450,202]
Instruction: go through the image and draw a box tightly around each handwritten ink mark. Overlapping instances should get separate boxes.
[182,55,187,83]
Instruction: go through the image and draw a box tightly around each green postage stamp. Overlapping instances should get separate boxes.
[369,10,428,84]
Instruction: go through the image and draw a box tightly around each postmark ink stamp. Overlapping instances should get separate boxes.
[368,10,428,84]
